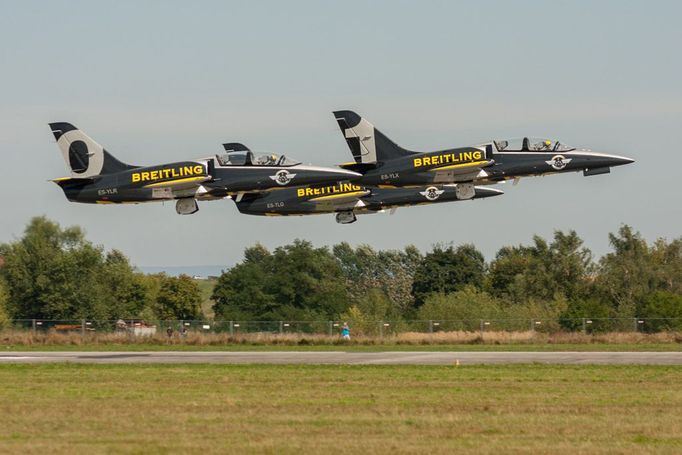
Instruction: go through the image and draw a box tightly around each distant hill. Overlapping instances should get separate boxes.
[137,265,230,278]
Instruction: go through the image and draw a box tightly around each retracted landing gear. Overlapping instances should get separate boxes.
[335,211,357,224]
[176,198,199,215]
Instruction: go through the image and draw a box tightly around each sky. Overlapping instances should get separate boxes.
[0,0,680,269]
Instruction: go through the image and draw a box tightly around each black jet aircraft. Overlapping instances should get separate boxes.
[235,181,503,224]
[332,110,634,198]
[49,123,360,214]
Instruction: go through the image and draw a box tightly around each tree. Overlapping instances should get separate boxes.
[411,244,485,305]
[0,279,9,328]
[213,240,349,320]
[595,225,658,318]
[333,243,421,316]
[640,291,682,332]
[559,298,612,332]
[487,230,592,303]
[0,217,159,320]
[156,274,203,320]
[416,287,501,331]
[211,261,275,320]
[0,217,110,319]
[101,250,150,318]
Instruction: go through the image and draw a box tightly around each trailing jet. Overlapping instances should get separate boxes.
[332,110,634,198]
[49,123,360,214]
[235,181,503,224]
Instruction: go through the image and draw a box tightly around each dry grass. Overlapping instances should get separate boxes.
[2,328,681,348]
[0,364,680,454]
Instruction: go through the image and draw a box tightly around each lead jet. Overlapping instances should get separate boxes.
[332,110,634,198]
[49,123,360,214]
[234,181,503,224]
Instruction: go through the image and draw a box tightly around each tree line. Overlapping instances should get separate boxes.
[210,228,682,332]
[1,216,681,332]
[0,217,202,323]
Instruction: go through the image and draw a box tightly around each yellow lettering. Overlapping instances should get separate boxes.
[297,188,305,197]
[141,172,150,182]
[171,168,179,178]
[193,165,203,175]
[462,152,472,161]
[473,151,482,160]
[423,157,431,166]
[150,171,159,180]
[182,166,192,176]
[132,173,140,183]
[305,188,314,196]
[414,158,422,167]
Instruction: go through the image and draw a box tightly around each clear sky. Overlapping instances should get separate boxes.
[1,0,680,268]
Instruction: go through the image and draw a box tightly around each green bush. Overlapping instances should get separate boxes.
[640,291,682,332]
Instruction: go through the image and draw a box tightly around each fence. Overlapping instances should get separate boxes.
[5,317,682,335]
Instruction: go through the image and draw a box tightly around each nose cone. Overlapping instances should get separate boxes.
[577,151,635,167]
[611,155,635,166]
[474,186,504,199]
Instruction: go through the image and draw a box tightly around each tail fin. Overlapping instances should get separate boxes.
[49,122,138,178]
[333,110,416,165]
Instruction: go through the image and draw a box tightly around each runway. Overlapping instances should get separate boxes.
[1,351,681,365]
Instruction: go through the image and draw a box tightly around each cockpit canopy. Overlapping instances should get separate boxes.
[494,137,575,153]
[215,151,301,167]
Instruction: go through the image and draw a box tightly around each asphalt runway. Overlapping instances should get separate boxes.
[0,351,681,365]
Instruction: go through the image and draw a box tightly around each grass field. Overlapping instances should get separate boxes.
[0,364,680,453]
[3,329,681,352]
[4,342,682,352]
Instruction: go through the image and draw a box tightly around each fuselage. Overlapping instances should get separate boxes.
[347,142,634,187]
[56,157,361,205]
[235,182,503,217]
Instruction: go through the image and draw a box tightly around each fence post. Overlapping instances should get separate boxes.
[229,320,234,336]
[530,319,535,332]
[279,321,283,334]
[480,319,484,337]
[81,319,86,337]
[328,321,333,337]
[379,321,383,338]
[582,318,586,334]
[429,320,433,333]
[633,318,638,332]
[32,319,36,334]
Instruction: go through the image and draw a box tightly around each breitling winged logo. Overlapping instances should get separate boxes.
[545,155,572,170]
[270,170,297,185]
[419,186,445,201]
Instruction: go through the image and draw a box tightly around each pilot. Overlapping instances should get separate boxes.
[256,154,278,165]
[534,140,553,151]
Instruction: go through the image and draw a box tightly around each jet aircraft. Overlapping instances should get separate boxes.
[332,110,634,199]
[235,181,503,224]
[49,123,360,214]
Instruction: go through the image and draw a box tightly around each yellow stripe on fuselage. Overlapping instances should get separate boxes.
[143,176,206,188]
[308,190,367,202]
[428,160,489,171]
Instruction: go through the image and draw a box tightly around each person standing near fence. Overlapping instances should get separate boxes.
[341,322,351,340]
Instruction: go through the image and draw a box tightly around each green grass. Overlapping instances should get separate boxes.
[0,364,680,453]
[3,342,682,352]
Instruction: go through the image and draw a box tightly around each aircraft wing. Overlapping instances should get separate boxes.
[143,176,212,191]
[429,159,494,183]
[307,189,370,210]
